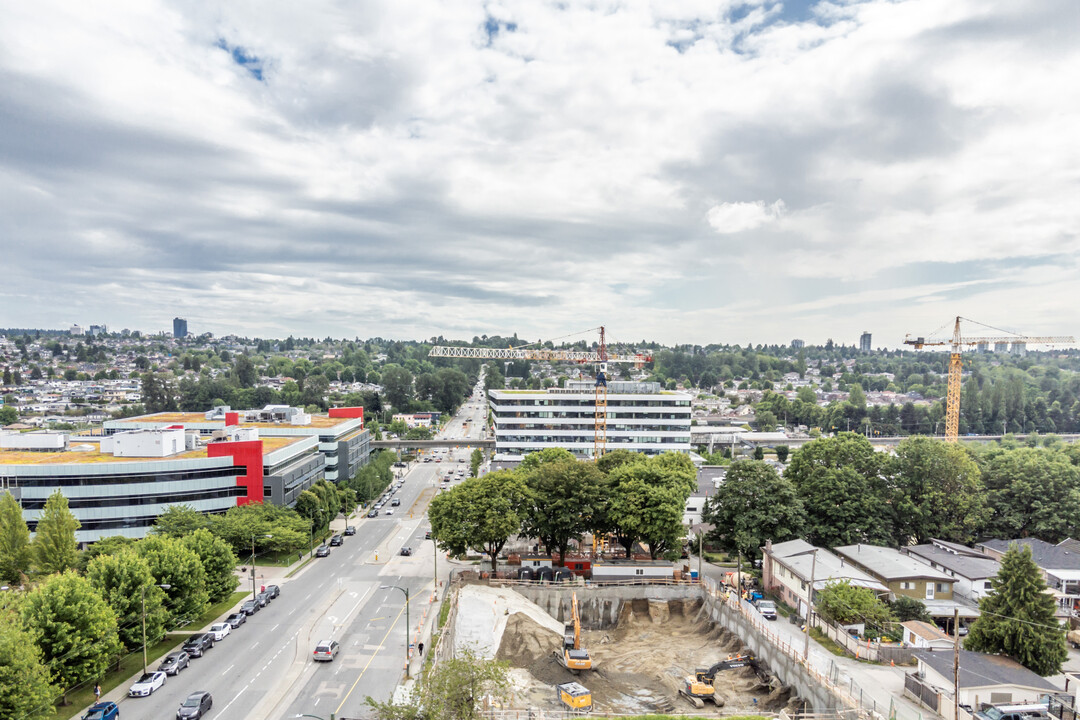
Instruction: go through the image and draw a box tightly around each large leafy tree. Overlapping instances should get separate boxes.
[135,535,209,628]
[598,453,695,559]
[965,543,1068,676]
[21,571,122,702]
[181,529,240,603]
[32,490,80,575]
[0,491,33,584]
[702,460,805,560]
[784,433,891,548]
[0,595,56,720]
[152,505,210,538]
[520,458,603,565]
[428,471,529,572]
[77,535,134,573]
[978,447,1080,542]
[889,437,989,545]
[366,648,510,720]
[208,502,309,557]
[380,364,415,411]
[815,579,894,629]
[87,549,168,652]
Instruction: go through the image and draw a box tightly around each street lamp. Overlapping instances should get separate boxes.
[251,533,273,601]
[294,714,331,720]
[381,584,410,678]
[142,583,171,674]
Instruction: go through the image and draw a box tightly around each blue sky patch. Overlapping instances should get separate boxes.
[483,16,518,46]
[216,39,265,81]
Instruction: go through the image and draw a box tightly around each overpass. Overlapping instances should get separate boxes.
[372,438,495,451]
[692,429,1080,452]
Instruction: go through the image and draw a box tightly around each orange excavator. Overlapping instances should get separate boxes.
[555,592,593,672]
[680,655,764,707]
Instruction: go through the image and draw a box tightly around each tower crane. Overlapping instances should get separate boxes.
[428,326,652,457]
[903,316,1074,442]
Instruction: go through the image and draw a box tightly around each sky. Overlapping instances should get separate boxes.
[0,0,1078,349]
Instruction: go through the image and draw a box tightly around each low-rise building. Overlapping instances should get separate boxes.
[976,538,1080,617]
[901,621,955,650]
[908,649,1057,712]
[762,539,888,617]
[902,539,1001,603]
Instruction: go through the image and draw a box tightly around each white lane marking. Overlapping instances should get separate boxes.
[270,623,279,632]
[217,685,250,716]
[251,641,260,648]
[314,698,321,707]
[224,664,235,674]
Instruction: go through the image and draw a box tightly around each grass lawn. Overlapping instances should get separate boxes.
[809,626,850,657]
[44,634,186,720]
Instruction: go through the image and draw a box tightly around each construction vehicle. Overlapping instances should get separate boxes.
[429,327,651,457]
[557,682,593,713]
[904,317,1074,442]
[555,592,593,672]
[680,655,763,708]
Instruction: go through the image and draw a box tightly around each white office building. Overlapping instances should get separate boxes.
[488,381,692,461]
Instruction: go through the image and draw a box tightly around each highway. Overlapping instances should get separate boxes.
[112,380,487,720]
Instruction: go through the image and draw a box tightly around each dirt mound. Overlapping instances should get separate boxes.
[495,612,562,668]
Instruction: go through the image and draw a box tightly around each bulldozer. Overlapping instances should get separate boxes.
[557,681,593,713]
[555,592,593,672]
[679,654,763,708]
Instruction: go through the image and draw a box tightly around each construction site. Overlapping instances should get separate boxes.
[447,583,802,715]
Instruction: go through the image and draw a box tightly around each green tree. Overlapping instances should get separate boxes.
[815,579,894,629]
[965,543,1067,676]
[0,492,33,585]
[784,433,891,548]
[890,437,989,545]
[520,458,603,565]
[135,535,209,628]
[381,365,415,411]
[141,371,178,412]
[21,571,122,702]
[775,445,790,463]
[208,502,309,557]
[702,460,805,560]
[469,448,483,478]
[232,354,257,388]
[87,549,168,652]
[428,471,528,572]
[76,535,134,573]
[891,596,932,623]
[979,448,1080,542]
[0,595,57,720]
[181,529,240,603]
[599,454,693,559]
[0,405,16,424]
[366,648,510,720]
[32,490,80,575]
[151,505,210,538]
[753,446,765,460]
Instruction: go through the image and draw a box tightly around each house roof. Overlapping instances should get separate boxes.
[913,649,1058,692]
[901,621,954,643]
[978,538,1080,571]
[902,543,1001,581]
[766,540,889,593]
[835,544,953,583]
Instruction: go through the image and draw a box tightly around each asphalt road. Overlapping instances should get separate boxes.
[112,383,488,720]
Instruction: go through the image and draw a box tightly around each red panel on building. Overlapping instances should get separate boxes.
[207,439,264,505]
[225,412,240,427]
[329,407,364,423]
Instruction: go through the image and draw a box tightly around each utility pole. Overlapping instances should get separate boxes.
[953,607,960,720]
[803,550,817,662]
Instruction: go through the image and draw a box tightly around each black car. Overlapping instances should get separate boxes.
[158,650,190,676]
[182,633,214,658]
[315,545,331,557]
[329,534,343,546]
[240,600,260,615]
[343,526,356,535]
[265,584,280,599]
[176,691,213,719]
[255,591,270,607]
[425,530,432,539]
[400,546,413,556]
[225,612,246,628]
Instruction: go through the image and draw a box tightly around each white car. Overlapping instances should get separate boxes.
[385,508,395,516]
[129,670,167,697]
[209,622,231,641]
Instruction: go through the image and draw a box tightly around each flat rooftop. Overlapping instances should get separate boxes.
[0,435,303,465]
[111,412,347,429]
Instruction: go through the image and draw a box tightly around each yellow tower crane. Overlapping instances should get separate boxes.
[428,327,651,458]
[903,316,1074,442]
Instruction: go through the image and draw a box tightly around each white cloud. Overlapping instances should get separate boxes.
[706,199,786,234]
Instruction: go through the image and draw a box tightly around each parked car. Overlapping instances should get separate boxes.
[313,640,341,662]
[176,691,213,719]
[182,633,214,658]
[255,591,270,607]
[315,545,331,557]
[225,612,246,628]
[208,622,231,641]
[240,600,260,615]
[158,650,190,675]
[266,584,280,599]
[425,530,432,539]
[329,534,343,546]
[129,670,167,697]
[367,509,378,518]
[82,702,119,720]
[344,526,357,535]
[400,546,412,556]
[391,498,401,507]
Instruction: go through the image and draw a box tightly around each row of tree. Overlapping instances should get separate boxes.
[428,449,697,570]
[702,434,1080,558]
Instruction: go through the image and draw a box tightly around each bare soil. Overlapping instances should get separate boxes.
[494,596,800,715]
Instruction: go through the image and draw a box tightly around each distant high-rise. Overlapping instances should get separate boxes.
[173,317,188,339]
[976,342,989,353]
[1011,342,1026,356]
[994,342,1009,353]
[859,331,872,352]
[791,339,805,349]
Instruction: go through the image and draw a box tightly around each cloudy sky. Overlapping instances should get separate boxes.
[1,0,1077,348]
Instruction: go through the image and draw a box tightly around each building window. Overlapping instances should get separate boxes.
[984,580,993,590]
[900,581,914,590]
[264,486,272,498]
[636,569,644,575]
[936,583,948,593]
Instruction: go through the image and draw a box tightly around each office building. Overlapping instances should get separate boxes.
[488,380,691,461]
[859,331,872,352]
[173,317,188,339]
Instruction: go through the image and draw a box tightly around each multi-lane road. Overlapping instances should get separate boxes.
[113,382,488,720]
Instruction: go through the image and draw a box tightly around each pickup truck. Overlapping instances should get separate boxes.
[753,598,778,620]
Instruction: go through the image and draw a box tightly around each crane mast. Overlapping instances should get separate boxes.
[904,316,1074,442]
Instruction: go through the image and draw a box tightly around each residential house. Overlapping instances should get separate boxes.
[762,539,888,617]
[902,539,1002,603]
[908,649,1058,713]
[685,466,725,526]
[976,538,1080,617]
[901,621,955,650]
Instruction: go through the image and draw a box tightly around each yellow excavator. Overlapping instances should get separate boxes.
[555,592,593,672]
[557,681,593,713]
[680,655,762,708]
